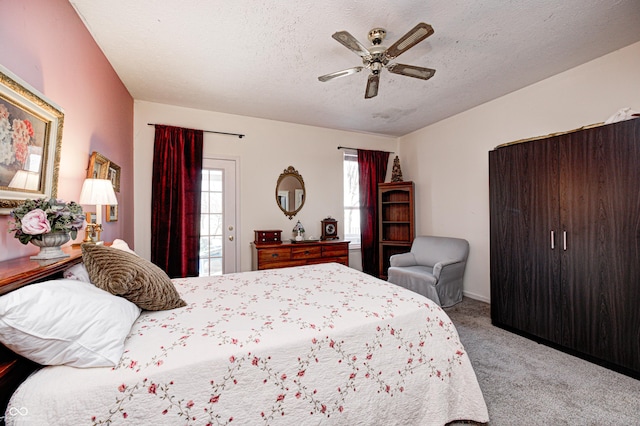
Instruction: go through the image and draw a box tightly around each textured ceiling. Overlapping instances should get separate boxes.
[69,0,640,137]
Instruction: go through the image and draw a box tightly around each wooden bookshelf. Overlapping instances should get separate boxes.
[378,181,415,279]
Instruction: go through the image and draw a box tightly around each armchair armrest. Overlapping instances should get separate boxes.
[389,252,417,267]
[432,259,465,280]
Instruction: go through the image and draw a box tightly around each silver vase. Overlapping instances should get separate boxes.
[29,232,71,260]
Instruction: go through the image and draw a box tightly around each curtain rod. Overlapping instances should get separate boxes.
[148,123,244,139]
[337,146,394,154]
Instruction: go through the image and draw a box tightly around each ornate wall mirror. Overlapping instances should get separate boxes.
[276,166,305,219]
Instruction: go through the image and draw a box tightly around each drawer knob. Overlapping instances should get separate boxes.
[271,253,279,258]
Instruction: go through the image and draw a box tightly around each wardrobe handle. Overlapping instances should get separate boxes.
[550,231,555,249]
[563,231,567,251]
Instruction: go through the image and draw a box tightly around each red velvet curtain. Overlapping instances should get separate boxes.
[151,125,203,278]
[357,149,390,276]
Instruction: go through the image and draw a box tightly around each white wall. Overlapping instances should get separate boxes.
[399,41,640,303]
[134,101,396,272]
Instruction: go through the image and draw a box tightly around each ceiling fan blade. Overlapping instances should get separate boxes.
[332,31,371,58]
[318,66,364,82]
[387,63,436,80]
[385,22,434,59]
[364,74,379,99]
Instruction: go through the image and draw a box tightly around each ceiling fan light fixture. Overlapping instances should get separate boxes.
[319,22,436,98]
[367,28,387,45]
[368,45,387,55]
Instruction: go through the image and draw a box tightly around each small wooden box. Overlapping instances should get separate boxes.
[254,230,282,245]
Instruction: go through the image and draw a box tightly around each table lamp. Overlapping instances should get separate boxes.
[79,178,118,243]
[292,220,305,241]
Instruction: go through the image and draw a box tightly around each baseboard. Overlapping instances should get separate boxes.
[463,290,490,304]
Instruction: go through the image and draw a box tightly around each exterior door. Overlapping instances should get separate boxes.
[200,158,238,275]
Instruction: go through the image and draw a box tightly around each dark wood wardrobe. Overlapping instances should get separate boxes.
[489,117,640,378]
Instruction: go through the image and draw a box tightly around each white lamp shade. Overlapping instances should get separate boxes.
[79,179,118,205]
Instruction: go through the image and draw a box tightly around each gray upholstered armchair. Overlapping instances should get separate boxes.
[387,236,469,307]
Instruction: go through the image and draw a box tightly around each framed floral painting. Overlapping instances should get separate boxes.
[0,65,64,214]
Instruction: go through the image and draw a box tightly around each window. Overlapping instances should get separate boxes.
[199,169,223,276]
[343,151,361,246]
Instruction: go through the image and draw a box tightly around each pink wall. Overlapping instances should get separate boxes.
[0,0,134,261]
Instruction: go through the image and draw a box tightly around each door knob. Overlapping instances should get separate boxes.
[228,236,234,241]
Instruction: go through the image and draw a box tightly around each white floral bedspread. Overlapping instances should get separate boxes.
[8,263,488,425]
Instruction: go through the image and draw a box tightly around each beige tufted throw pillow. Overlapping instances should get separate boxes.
[82,244,186,311]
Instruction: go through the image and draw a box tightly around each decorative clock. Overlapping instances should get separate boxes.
[321,217,339,240]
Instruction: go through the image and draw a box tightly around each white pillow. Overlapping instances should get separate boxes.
[111,239,139,256]
[63,263,92,282]
[0,279,141,368]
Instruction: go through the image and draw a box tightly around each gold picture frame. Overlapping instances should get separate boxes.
[86,151,109,179]
[87,151,120,192]
[107,161,120,193]
[106,204,118,222]
[0,65,64,214]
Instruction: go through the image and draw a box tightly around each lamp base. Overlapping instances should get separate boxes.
[83,223,103,244]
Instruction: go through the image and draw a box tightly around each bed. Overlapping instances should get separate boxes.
[0,245,488,425]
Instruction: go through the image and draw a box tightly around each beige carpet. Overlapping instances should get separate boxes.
[444,298,640,425]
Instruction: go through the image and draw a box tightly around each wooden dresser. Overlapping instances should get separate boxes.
[251,240,350,270]
[0,245,83,295]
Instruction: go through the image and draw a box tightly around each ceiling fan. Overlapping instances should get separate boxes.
[318,22,436,99]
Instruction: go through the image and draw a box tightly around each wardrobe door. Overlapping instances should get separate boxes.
[560,119,640,372]
[489,137,562,343]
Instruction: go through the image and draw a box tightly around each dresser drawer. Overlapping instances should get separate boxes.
[252,241,350,271]
[292,246,321,259]
[258,247,291,264]
[257,259,306,270]
[309,256,348,266]
[322,243,349,258]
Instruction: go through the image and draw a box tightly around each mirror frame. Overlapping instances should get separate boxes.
[275,166,305,219]
[0,64,64,214]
